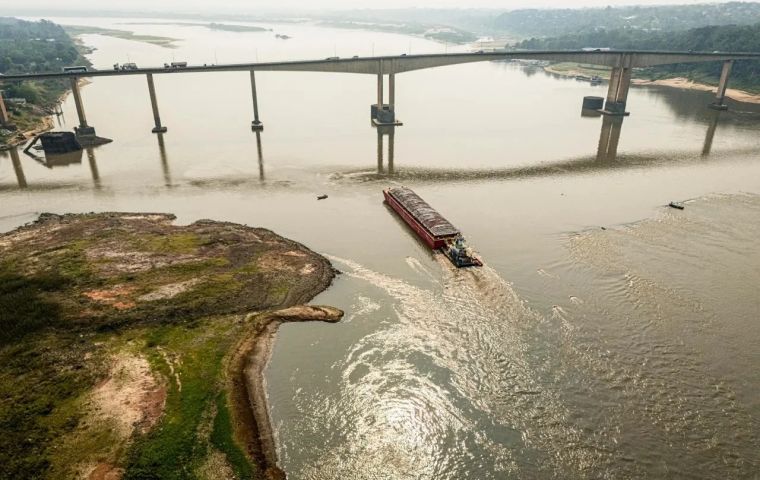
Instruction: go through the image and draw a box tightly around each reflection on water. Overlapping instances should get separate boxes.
[376,125,395,175]
[702,110,721,157]
[596,115,624,162]
[255,130,265,182]
[156,132,172,187]
[9,148,27,189]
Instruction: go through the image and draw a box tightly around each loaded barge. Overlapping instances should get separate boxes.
[383,187,482,268]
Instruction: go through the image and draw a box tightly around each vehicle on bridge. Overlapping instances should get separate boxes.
[165,61,188,68]
[62,66,88,73]
[114,63,138,71]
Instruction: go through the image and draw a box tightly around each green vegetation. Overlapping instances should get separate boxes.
[124,319,255,480]
[0,213,334,479]
[211,393,255,479]
[63,25,178,48]
[0,17,89,145]
[517,23,760,91]
[496,2,760,37]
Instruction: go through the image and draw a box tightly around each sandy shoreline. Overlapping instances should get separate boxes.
[544,65,760,105]
[228,306,344,480]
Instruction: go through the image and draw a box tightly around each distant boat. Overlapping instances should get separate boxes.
[669,201,685,210]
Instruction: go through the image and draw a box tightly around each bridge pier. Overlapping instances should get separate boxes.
[250,70,263,131]
[710,60,733,111]
[602,62,632,116]
[69,77,111,146]
[146,74,167,133]
[70,77,95,137]
[371,70,401,126]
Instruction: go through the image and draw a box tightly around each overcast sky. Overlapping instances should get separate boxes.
[14,0,740,12]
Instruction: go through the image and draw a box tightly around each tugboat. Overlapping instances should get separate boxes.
[442,236,483,268]
[383,187,482,268]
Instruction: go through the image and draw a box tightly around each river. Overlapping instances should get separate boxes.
[2,16,760,479]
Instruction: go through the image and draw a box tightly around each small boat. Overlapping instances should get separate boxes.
[668,201,685,210]
[317,194,328,200]
[383,187,482,268]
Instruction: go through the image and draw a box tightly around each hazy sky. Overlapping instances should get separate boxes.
[14,0,740,12]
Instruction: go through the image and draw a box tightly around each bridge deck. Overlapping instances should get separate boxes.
[2,50,760,81]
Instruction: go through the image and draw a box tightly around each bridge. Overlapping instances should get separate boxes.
[1,50,758,141]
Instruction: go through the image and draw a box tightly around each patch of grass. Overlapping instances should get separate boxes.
[211,393,255,479]
[0,332,106,480]
[0,260,68,344]
[135,233,202,255]
[123,318,242,480]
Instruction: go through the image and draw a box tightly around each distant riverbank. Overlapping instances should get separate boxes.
[544,63,760,104]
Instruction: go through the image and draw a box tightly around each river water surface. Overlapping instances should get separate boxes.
[2,17,760,479]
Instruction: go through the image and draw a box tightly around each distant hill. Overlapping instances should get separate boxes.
[495,2,760,37]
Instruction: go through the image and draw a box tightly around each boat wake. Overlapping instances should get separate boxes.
[284,254,601,479]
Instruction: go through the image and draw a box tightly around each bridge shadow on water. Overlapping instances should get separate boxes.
[0,107,749,191]
[338,109,747,184]
[0,126,268,191]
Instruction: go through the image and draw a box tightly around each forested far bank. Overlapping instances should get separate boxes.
[516,23,760,91]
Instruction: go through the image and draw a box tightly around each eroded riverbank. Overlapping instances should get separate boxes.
[0,212,340,479]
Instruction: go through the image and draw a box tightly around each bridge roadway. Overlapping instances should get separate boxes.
[2,50,759,137]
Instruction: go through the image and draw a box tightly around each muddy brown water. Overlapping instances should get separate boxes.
[2,16,760,478]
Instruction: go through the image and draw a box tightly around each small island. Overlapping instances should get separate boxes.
[0,212,342,479]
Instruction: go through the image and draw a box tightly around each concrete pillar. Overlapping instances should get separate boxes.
[9,148,27,189]
[250,70,263,131]
[389,73,395,109]
[710,60,733,110]
[616,67,632,105]
[71,77,95,135]
[602,54,634,115]
[147,74,167,133]
[605,67,622,105]
[377,72,384,107]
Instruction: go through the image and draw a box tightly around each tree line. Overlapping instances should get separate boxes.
[0,17,84,106]
[516,23,760,90]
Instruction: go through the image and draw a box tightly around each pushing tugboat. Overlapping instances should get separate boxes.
[383,187,483,268]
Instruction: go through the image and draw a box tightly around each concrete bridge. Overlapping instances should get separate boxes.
[1,50,758,140]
